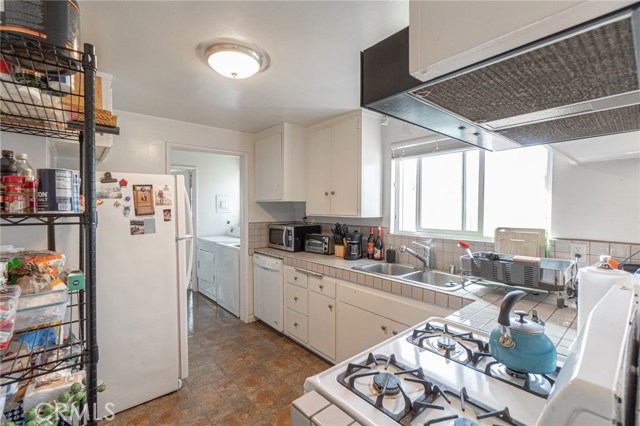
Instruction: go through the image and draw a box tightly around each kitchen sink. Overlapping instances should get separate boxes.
[352,263,416,276]
[402,270,463,290]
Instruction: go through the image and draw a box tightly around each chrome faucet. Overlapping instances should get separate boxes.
[400,241,431,269]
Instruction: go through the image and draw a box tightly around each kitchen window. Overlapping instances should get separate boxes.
[393,142,551,239]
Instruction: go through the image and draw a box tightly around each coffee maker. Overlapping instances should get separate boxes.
[345,232,363,260]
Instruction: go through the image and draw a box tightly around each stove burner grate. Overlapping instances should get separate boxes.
[505,367,529,380]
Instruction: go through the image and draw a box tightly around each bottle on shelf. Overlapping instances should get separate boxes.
[15,153,35,181]
[373,227,384,261]
[1,150,17,177]
[367,227,375,259]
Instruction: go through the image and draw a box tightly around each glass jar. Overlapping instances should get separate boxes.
[15,153,35,182]
[25,180,37,213]
[0,150,17,177]
[2,175,26,213]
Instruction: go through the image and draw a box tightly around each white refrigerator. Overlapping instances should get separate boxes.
[59,172,193,417]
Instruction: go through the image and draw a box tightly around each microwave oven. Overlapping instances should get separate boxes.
[268,223,321,252]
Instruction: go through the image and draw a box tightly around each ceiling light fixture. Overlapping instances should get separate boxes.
[203,40,270,79]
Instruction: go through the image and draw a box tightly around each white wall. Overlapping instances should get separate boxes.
[170,150,240,237]
[551,157,640,242]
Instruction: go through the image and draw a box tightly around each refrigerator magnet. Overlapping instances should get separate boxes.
[100,171,118,183]
[123,206,131,217]
[163,209,172,222]
[155,188,172,206]
[133,185,155,216]
[113,201,121,208]
[119,178,128,187]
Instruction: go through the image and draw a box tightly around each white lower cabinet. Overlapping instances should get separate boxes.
[282,266,452,365]
[336,302,393,362]
[286,308,308,343]
[309,291,336,360]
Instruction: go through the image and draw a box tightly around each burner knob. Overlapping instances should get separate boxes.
[514,310,529,323]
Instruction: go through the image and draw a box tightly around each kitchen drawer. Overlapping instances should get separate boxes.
[310,276,336,299]
[286,308,308,343]
[285,266,308,288]
[286,282,308,315]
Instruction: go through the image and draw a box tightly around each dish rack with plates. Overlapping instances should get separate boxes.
[460,252,578,308]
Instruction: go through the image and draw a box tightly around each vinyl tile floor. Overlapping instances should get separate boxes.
[101,291,333,426]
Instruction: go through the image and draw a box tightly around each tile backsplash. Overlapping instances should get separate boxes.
[248,221,640,270]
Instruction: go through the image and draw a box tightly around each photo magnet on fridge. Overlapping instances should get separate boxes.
[155,185,172,206]
[133,184,155,216]
[163,209,172,222]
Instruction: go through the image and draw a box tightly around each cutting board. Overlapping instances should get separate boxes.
[494,227,547,257]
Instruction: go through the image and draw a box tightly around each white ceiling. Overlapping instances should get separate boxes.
[79,1,409,133]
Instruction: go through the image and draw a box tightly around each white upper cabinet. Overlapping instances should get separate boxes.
[254,123,307,202]
[409,0,635,82]
[306,110,382,218]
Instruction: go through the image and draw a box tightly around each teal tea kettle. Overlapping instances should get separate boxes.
[489,290,557,374]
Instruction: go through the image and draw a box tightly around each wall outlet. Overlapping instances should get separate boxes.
[570,242,588,259]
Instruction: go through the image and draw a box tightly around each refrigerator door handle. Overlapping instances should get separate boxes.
[176,235,193,242]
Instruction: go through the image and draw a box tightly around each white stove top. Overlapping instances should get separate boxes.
[305,318,546,426]
[305,284,638,426]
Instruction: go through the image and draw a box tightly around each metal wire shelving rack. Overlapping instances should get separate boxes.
[1,31,119,426]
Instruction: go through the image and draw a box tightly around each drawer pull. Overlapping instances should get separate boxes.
[381,325,387,332]
[392,331,398,336]
[324,192,329,196]
[328,304,333,311]
[319,284,324,290]
[294,322,298,327]
[294,296,298,302]
[294,276,298,281]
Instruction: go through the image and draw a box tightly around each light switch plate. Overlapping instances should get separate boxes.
[570,242,588,259]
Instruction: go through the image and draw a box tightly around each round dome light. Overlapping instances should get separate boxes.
[205,43,266,79]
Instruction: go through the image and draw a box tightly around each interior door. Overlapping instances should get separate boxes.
[306,127,332,215]
[329,117,359,216]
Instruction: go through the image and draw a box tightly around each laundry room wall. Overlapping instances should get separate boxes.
[170,150,241,237]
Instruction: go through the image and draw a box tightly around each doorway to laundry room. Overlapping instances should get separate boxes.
[169,148,243,321]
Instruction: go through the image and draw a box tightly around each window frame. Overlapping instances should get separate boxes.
[392,150,488,240]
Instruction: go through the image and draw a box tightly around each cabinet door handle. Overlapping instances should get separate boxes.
[294,296,298,302]
[319,284,324,290]
[381,325,387,332]
[294,322,298,327]
[330,191,335,195]
[392,331,398,336]
[294,276,298,281]
[324,192,329,196]
[328,304,333,311]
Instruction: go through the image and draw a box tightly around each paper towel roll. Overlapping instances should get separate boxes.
[577,266,635,333]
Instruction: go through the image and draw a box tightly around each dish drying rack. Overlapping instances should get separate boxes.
[460,252,578,308]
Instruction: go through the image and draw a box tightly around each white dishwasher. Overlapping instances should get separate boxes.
[253,253,284,332]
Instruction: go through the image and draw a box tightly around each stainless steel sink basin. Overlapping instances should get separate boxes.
[352,263,416,276]
[402,270,463,290]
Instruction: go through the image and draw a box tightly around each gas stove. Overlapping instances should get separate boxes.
[407,320,558,398]
[304,284,637,426]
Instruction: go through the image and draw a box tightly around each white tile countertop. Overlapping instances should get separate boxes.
[254,248,578,354]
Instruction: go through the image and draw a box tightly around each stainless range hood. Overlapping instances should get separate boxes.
[361,4,640,151]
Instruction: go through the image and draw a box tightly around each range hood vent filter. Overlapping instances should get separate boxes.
[497,104,640,145]
[361,5,640,150]
[411,18,638,124]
